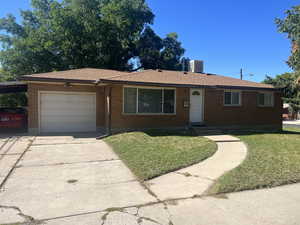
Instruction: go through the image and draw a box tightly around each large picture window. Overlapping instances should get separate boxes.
[258,92,274,107]
[224,90,241,106]
[123,87,176,114]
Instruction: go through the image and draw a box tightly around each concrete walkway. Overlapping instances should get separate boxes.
[146,135,248,200]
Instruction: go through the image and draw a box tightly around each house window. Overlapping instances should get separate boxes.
[258,92,274,107]
[224,91,241,106]
[123,87,176,114]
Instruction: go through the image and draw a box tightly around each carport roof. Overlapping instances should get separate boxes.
[0,81,27,93]
[20,68,277,91]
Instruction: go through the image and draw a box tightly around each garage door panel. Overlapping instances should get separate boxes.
[40,92,97,133]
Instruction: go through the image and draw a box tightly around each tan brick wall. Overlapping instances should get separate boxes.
[27,83,105,130]
[110,85,190,129]
[204,89,282,127]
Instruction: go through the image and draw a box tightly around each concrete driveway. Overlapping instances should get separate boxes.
[1,133,300,225]
[0,134,156,224]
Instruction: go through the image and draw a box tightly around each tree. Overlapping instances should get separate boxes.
[0,69,27,107]
[0,0,186,77]
[136,28,185,70]
[160,33,185,70]
[136,26,163,70]
[0,0,155,76]
[263,72,300,118]
[276,6,300,71]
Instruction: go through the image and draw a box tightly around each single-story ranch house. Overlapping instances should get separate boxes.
[20,68,282,134]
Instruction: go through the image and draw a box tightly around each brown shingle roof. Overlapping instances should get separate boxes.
[20,68,129,83]
[102,69,275,90]
[20,68,276,90]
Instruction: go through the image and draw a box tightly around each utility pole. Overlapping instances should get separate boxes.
[240,68,243,80]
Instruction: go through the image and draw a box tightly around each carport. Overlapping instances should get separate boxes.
[0,81,28,132]
[0,81,27,94]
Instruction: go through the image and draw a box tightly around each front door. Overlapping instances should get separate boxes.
[189,89,203,123]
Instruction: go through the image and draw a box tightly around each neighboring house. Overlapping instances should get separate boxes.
[20,68,282,134]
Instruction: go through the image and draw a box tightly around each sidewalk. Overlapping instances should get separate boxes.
[145,135,248,201]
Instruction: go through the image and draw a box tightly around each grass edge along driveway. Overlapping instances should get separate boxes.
[104,129,217,181]
[209,128,300,194]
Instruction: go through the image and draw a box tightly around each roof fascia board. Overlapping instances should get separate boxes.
[19,77,96,84]
[100,79,279,91]
[216,85,280,91]
[99,79,214,88]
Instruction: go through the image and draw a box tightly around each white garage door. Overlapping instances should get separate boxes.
[40,92,96,133]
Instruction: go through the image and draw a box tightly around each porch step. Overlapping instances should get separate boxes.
[192,127,223,136]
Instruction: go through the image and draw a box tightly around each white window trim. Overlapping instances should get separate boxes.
[123,86,177,115]
[224,90,242,106]
[257,92,274,107]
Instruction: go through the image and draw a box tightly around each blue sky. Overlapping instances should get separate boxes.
[0,0,298,82]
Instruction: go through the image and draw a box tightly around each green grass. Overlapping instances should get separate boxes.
[104,129,217,180]
[210,128,300,194]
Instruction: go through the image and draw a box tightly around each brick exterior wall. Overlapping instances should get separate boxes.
[204,89,282,127]
[110,85,190,129]
[27,82,282,133]
[27,83,105,132]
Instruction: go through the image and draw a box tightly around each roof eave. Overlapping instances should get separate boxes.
[215,85,280,91]
[19,76,96,84]
[100,79,281,91]
[99,79,215,88]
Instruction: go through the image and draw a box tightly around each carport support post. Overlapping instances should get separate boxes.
[105,86,112,135]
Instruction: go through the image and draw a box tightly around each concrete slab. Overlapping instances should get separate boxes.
[34,183,300,225]
[102,211,139,225]
[44,212,105,225]
[0,139,156,221]
[19,142,118,167]
[178,142,247,180]
[10,160,135,185]
[0,207,26,224]
[138,203,170,225]
[0,177,156,220]
[146,172,213,200]
[34,134,100,145]
[0,140,30,155]
[168,184,300,225]
[204,135,240,142]
[0,154,20,178]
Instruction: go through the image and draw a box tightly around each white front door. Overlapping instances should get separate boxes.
[189,89,203,123]
[40,92,96,133]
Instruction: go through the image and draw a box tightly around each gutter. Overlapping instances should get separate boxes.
[19,77,96,84]
[99,79,280,91]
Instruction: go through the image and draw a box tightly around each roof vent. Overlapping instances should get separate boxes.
[157,69,163,72]
[189,60,204,73]
[183,71,188,75]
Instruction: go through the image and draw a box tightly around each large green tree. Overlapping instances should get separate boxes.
[0,0,186,79]
[263,72,300,118]
[276,6,300,71]
[275,5,300,118]
[0,0,154,77]
[136,27,185,70]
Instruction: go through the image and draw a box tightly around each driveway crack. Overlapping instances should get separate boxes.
[0,205,38,224]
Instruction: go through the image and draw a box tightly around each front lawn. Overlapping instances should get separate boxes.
[104,129,217,180]
[210,128,300,194]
